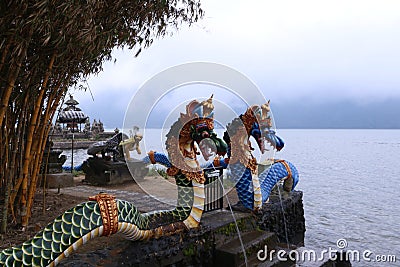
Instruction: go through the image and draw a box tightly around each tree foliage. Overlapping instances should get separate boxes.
[0,0,203,231]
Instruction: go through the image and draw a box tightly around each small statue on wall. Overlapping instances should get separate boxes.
[120,126,143,159]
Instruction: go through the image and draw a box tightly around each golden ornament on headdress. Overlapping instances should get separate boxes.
[201,94,214,118]
[261,100,271,121]
[180,94,214,123]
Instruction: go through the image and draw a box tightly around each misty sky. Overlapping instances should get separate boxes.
[69,0,400,129]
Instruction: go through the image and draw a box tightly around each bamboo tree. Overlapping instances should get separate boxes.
[1,0,204,231]
[0,37,12,75]
[0,57,23,127]
[2,86,30,230]
[1,113,10,233]
[19,53,56,228]
[26,82,64,220]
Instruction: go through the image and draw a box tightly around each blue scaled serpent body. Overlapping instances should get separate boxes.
[0,95,227,266]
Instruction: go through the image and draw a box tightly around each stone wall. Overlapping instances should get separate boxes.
[59,191,305,266]
[256,190,305,246]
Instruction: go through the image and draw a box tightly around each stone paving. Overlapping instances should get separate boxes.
[48,178,176,213]
[49,173,243,215]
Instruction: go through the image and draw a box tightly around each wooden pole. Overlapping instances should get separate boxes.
[71,120,74,173]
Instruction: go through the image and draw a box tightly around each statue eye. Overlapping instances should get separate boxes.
[251,128,261,139]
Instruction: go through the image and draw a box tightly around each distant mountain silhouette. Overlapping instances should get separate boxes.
[272,99,400,129]
[85,94,400,129]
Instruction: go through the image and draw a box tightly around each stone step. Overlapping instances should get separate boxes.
[215,230,279,267]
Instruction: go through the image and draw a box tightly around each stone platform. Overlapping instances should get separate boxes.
[41,173,74,189]
[57,191,305,267]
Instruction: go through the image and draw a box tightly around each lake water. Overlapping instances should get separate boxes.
[279,129,400,266]
[62,129,400,266]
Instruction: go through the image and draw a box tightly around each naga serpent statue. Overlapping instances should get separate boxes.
[87,132,123,159]
[0,95,227,267]
[210,101,299,211]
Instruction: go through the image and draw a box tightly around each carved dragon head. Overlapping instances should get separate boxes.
[224,100,284,163]
[240,100,284,153]
[165,95,227,182]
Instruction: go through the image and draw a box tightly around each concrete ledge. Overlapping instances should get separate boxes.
[52,141,96,149]
[41,173,74,189]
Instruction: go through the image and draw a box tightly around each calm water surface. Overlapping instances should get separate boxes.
[279,129,400,266]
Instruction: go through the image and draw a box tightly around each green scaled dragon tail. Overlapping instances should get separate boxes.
[0,196,185,267]
[1,201,103,266]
